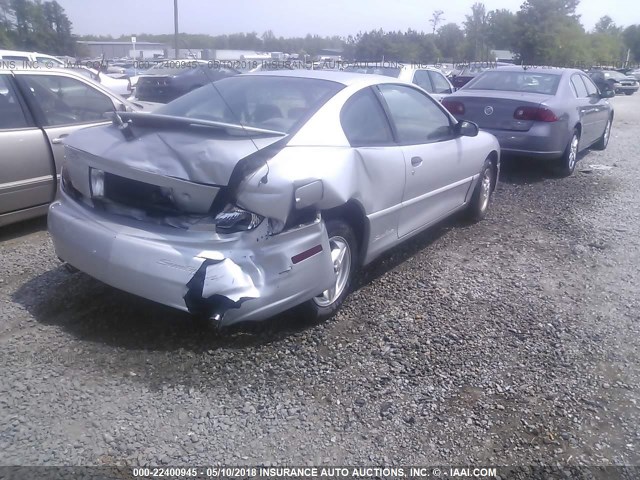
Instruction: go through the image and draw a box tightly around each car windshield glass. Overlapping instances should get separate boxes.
[604,71,627,80]
[466,71,561,95]
[155,75,344,134]
[342,66,401,78]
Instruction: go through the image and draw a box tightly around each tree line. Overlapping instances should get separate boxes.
[1,0,640,66]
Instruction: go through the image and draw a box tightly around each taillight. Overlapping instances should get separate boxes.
[513,106,558,122]
[442,99,465,115]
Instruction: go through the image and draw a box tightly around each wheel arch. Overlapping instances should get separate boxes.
[321,199,369,266]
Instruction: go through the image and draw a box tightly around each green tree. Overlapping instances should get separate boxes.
[435,23,464,60]
[514,0,587,66]
[429,10,445,35]
[463,3,489,61]
[486,9,517,50]
[622,25,640,62]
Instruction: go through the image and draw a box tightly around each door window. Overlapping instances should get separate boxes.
[0,75,29,129]
[582,75,599,96]
[429,71,453,94]
[20,74,115,126]
[378,84,453,144]
[570,75,588,98]
[340,87,393,146]
[412,70,433,92]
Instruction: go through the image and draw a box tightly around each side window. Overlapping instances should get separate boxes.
[429,71,453,94]
[412,70,433,92]
[582,75,599,96]
[340,88,393,146]
[20,74,115,126]
[0,75,29,129]
[378,84,453,145]
[571,75,588,98]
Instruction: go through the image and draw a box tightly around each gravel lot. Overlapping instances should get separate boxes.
[0,94,638,468]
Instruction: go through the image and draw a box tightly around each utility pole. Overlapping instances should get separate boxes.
[174,0,179,59]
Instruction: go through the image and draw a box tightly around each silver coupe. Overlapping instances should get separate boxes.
[48,71,500,327]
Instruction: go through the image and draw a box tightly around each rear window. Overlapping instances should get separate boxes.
[466,71,561,95]
[156,75,344,134]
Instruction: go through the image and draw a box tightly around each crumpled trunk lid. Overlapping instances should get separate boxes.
[63,123,284,222]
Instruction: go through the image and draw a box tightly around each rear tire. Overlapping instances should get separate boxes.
[593,117,612,151]
[465,158,495,222]
[557,130,579,177]
[301,219,358,322]
[625,91,634,96]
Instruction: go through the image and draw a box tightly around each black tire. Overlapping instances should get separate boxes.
[625,91,634,96]
[301,219,358,322]
[557,129,579,177]
[593,117,612,151]
[465,158,495,222]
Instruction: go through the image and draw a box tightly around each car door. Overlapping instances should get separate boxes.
[14,72,117,178]
[580,74,609,142]
[377,83,475,238]
[569,74,598,146]
[339,87,406,261]
[0,73,56,219]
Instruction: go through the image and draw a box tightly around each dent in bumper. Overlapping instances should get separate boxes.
[48,192,336,326]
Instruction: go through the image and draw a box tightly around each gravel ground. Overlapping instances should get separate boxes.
[0,94,638,468]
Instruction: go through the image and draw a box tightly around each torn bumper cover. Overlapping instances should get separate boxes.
[48,190,336,326]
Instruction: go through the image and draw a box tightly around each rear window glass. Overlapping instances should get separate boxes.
[466,71,561,95]
[157,75,343,134]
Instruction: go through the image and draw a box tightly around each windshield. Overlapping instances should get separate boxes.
[342,66,401,78]
[604,71,627,80]
[465,71,561,95]
[155,75,344,134]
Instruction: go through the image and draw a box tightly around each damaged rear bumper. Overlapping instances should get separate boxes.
[48,191,336,326]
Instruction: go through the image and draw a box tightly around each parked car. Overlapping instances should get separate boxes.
[0,49,66,67]
[587,69,638,95]
[443,66,614,176]
[64,65,133,97]
[133,60,239,103]
[0,67,155,227]
[449,62,512,89]
[48,71,500,327]
[342,64,454,100]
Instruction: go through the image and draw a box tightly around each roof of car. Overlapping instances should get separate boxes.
[240,69,403,86]
[495,65,581,75]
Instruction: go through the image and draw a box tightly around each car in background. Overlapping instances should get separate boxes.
[64,65,133,97]
[342,64,454,100]
[442,66,614,176]
[450,62,512,90]
[0,67,153,227]
[631,69,640,81]
[0,49,66,67]
[133,60,240,103]
[48,70,499,327]
[587,69,638,95]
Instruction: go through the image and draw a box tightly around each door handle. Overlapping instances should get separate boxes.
[411,156,423,167]
[51,134,68,145]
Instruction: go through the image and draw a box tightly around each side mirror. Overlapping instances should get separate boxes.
[455,120,479,137]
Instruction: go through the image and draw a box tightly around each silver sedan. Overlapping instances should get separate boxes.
[48,71,500,327]
[443,66,614,176]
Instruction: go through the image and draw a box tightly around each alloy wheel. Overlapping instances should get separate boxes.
[313,236,352,308]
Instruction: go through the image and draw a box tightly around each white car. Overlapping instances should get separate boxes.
[343,64,455,101]
[65,66,132,97]
[0,49,65,67]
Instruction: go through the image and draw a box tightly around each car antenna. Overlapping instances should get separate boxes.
[183,43,270,184]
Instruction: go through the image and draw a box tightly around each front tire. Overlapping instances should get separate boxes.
[557,130,579,177]
[302,219,358,322]
[466,158,495,222]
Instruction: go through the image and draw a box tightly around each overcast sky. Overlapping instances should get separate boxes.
[55,0,638,38]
